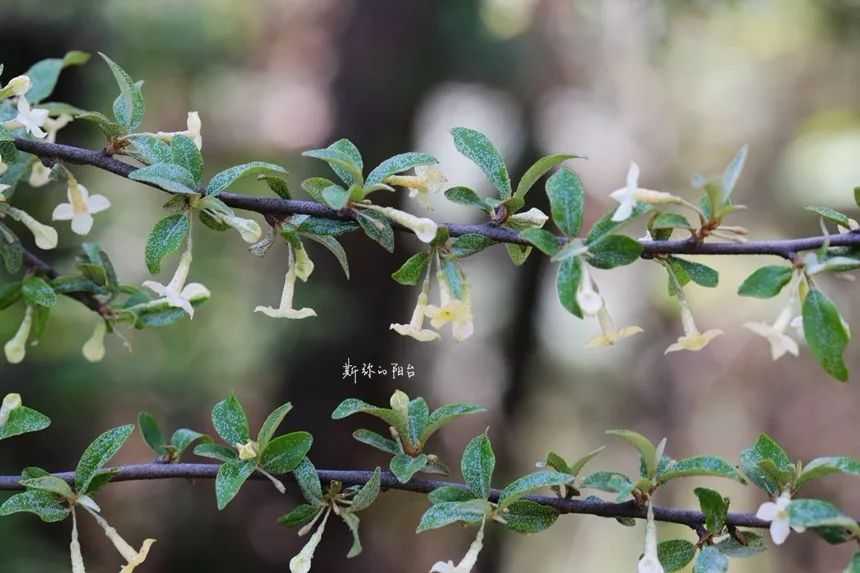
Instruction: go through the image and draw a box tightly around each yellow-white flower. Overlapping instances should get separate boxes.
[4,305,34,364]
[255,247,317,319]
[756,492,804,545]
[391,291,440,342]
[7,207,58,249]
[235,439,260,460]
[1,75,32,97]
[576,262,604,316]
[143,244,210,318]
[81,504,156,573]
[52,180,111,236]
[361,204,438,243]
[424,272,473,342]
[610,162,680,222]
[0,393,22,429]
[430,519,485,573]
[386,165,447,210]
[44,113,73,143]
[156,111,203,150]
[7,97,49,138]
[664,287,723,354]
[743,305,799,361]
[637,504,665,573]
[82,320,108,363]
[28,161,51,187]
[585,306,643,348]
[290,509,331,573]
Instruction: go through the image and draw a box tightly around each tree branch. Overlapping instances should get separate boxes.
[0,462,772,529]
[22,249,109,315]
[13,137,860,258]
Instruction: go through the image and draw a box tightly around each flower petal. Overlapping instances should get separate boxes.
[52,203,75,221]
[769,518,791,545]
[86,194,111,214]
[71,212,94,235]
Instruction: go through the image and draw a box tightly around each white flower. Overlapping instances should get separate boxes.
[391,291,440,342]
[82,320,108,363]
[790,315,804,337]
[28,161,51,187]
[235,439,260,461]
[4,305,34,364]
[430,519,485,573]
[756,492,805,545]
[637,504,665,573]
[585,306,643,347]
[576,262,604,316]
[290,509,331,573]
[255,248,317,319]
[609,162,680,222]
[664,287,723,354]
[743,305,799,361]
[361,204,438,243]
[424,272,473,341]
[7,97,49,138]
[143,246,210,318]
[507,207,549,230]
[7,207,58,249]
[44,113,73,143]
[81,504,156,572]
[156,111,203,150]
[0,393,22,429]
[52,180,111,235]
[386,165,447,210]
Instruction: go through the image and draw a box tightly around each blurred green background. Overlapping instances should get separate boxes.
[1,0,860,571]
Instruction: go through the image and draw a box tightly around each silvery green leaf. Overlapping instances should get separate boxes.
[390,453,428,483]
[694,487,729,534]
[429,486,475,504]
[144,213,189,275]
[658,456,745,484]
[416,500,489,532]
[721,144,748,202]
[515,153,579,200]
[293,457,323,505]
[0,490,69,523]
[277,504,321,528]
[498,471,573,508]
[99,53,144,131]
[503,500,559,534]
[137,411,166,454]
[170,428,211,455]
[75,424,134,494]
[348,467,381,513]
[787,499,860,536]
[545,167,584,237]
[21,276,57,307]
[215,458,256,510]
[171,134,203,184]
[25,51,90,103]
[739,433,792,496]
[365,152,437,187]
[302,148,363,187]
[207,161,287,196]
[129,163,197,194]
[461,432,495,499]
[260,431,313,474]
[19,475,73,499]
[694,546,728,573]
[737,265,793,298]
[256,402,293,450]
[657,539,696,572]
[211,393,249,446]
[123,134,172,165]
[450,127,511,199]
[803,288,850,381]
[797,456,860,489]
[391,252,430,286]
[420,403,485,444]
[606,429,657,479]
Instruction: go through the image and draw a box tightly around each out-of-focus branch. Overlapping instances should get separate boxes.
[22,249,109,315]
[13,137,860,258]
[0,462,776,529]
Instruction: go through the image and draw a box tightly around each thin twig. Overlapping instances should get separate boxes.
[0,463,773,529]
[13,137,860,258]
[22,249,109,315]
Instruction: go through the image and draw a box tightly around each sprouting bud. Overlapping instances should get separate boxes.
[390,390,410,413]
[235,439,261,460]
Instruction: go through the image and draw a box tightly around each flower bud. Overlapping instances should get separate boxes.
[0,393,22,428]
[236,439,260,460]
[4,306,34,364]
[9,207,58,250]
[6,75,31,96]
[507,207,549,229]
[82,321,107,363]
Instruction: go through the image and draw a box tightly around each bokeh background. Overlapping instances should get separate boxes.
[1,0,860,571]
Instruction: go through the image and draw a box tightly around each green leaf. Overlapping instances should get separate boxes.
[429,486,475,504]
[332,398,400,427]
[320,184,350,210]
[650,212,692,230]
[568,446,606,477]
[365,152,437,187]
[556,256,583,318]
[327,139,364,186]
[19,475,73,499]
[739,434,793,496]
[658,539,697,572]
[545,167,584,237]
[737,266,792,298]
[721,145,748,202]
[804,204,852,228]
[405,398,429,449]
[340,511,363,558]
[444,186,490,211]
[137,411,166,454]
[519,228,562,257]
[349,467,381,513]
[75,424,134,494]
[170,429,210,455]
[450,233,496,258]
[498,471,573,508]
[461,432,495,499]
[291,215,358,236]
[24,51,90,103]
[207,161,287,196]
[392,252,429,285]
[353,429,399,454]
[579,471,634,497]
[0,224,23,274]
[129,163,197,194]
[171,135,203,185]
[0,406,51,441]
[694,487,729,534]
[293,457,323,505]
[451,127,512,198]
[21,276,57,307]
[416,500,489,532]
[257,402,293,450]
[0,490,69,523]
[587,235,642,269]
[797,457,860,489]
[844,552,860,573]
[669,257,718,288]
[787,499,860,535]
[258,174,290,199]
[355,208,394,252]
[49,275,107,296]
[855,187,860,209]
[211,393,249,446]
[0,282,22,310]
[302,234,350,278]
[144,213,189,275]
[515,154,578,200]
[76,111,125,139]
[606,430,657,479]
[302,148,364,187]
[659,456,746,484]
[803,288,850,381]
[694,546,728,573]
[193,443,237,462]
[215,458,256,510]
[390,453,428,483]
[99,53,144,131]
[123,134,173,165]
[714,531,766,557]
[300,177,333,202]
[503,500,560,534]
[277,504,321,528]
[586,204,652,244]
[260,431,313,474]
[420,404,485,444]
[505,243,532,266]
